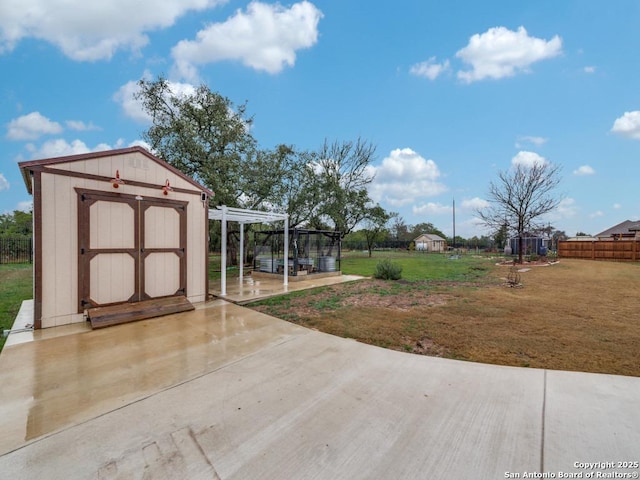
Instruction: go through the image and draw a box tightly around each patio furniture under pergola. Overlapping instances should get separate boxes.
[208,206,289,296]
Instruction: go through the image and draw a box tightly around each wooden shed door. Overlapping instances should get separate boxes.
[77,189,187,311]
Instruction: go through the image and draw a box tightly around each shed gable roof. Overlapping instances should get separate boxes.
[18,146,213,196]
[414,234,446,242]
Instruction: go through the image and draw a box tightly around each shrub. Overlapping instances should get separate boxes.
[373,259,403,280]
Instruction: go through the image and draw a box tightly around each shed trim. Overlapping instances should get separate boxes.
[18,146,214,197]
[33,169,43,329]
[26,164,205,197]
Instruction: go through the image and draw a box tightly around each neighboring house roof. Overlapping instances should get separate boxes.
[414,234,446,242]
[595,220,640,238]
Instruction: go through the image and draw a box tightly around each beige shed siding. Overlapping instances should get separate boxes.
[50,152,198,192]
[90,253,136,305]
[90,201,135,249]
[143,204,181,298]
[145,253,180,298]
[40,172,82,327]
[33,150,208,327]
[185,198,207,303]
[145,206,180,249]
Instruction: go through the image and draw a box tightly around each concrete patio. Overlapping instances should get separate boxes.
[1,277,639,479]
[209,272,364,304]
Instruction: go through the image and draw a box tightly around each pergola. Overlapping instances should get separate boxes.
[208,206,289,296]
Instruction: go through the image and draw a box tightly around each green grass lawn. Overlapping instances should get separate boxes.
[253,251,499,314]
[0,264,33,352]
[340,250,496,282]
[208,254,248,281]
[209,250,497,283]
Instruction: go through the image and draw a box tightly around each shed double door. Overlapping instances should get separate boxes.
[77,189,187,311]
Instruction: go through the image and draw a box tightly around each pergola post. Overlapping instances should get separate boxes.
[221,205,227,296]
[239,222,244,285]
[208,205,289,297]
[284,215,289,287]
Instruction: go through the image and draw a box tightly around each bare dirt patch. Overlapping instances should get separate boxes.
[250,259,640,377]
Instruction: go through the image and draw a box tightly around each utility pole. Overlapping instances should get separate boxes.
[452,197,456,252]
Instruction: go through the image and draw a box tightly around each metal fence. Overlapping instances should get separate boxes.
[0,237,33,264]
[342,239,412,251]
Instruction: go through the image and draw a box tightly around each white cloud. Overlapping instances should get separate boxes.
[26,138,112,159]
[589,210,604,218]
[6,112,63,140]
[461,197,489,210]
[113,78,196,123]
[0,0,226,61]
[456,26,562,83]
[584,66,596,74]
[412,202,451,216]
[611,111,640,140]
[16,201,33,212]
[25,137,147,159]
[613,203,621,210]
[0,173,9,191]
[410,57,450,80]
[171,1,323,79]
[511,151,547,168]
[515,135,547,148]
[556,197,578,218]
[368,148,447,207]
[573,165,595,176]
[128,139,152,151]
[66,120,100,131]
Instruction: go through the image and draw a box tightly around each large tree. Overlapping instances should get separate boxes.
[477,161,562,263]
[266,145,325,229]
[0,210,32,237]
[361,206,394,257]
[391,215,410,241]
[410,222,446,240]
[311,138,377,238]
[136,76,380,257]
[136,76,285,209]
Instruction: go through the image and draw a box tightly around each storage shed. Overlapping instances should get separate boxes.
[19,146,212,329]
[414,234,447,252]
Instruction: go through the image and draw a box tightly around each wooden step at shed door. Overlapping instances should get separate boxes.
[87,296,194,329]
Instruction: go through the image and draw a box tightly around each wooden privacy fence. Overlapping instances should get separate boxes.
[558,240,640,262]
[0,237,33,264]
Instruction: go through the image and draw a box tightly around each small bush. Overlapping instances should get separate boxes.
[373,259,403,280]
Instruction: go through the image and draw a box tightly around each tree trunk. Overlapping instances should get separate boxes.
[518,236,524,263]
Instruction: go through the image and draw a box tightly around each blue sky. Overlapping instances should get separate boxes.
[1,0,639,238]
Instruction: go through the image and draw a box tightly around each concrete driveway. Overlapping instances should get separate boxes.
[1,299,639,479]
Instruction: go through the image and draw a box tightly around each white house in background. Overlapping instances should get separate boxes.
[414,234,447,252]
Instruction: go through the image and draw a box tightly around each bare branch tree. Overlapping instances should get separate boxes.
[312,137,377,237]
[477,161,562,263]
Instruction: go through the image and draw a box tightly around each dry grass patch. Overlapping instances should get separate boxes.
[251,259,640,377]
